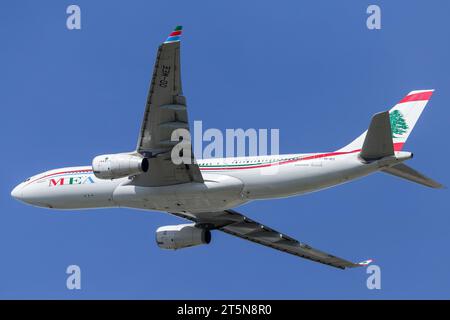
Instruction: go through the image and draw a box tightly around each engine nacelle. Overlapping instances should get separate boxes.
[156,223,211,249]
[92,154,149,180]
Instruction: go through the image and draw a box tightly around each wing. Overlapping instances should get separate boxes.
[134,26,203,187]
[170,210,372,270]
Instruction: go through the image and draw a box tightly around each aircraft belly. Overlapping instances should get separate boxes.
[113,174,246,213]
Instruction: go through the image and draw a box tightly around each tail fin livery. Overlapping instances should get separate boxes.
[389,89,434,151]
[339,89,442,188]
[339,90,434,152]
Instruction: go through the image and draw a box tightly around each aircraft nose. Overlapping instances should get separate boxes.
[11,184,23,200]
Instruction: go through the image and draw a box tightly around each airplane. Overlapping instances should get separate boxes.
[11,26,443,270]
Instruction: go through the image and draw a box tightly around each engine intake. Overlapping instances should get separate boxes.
[92,154,149,180]
[156,223,211,249]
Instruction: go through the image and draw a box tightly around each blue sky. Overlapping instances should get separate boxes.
[1,0,449,299]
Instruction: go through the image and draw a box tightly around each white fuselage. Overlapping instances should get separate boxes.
[11,150,410,213]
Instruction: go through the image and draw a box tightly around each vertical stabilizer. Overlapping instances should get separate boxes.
[338,90,434,152]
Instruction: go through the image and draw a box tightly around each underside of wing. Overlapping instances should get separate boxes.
[134,26,203,187]
[169,210,372,270]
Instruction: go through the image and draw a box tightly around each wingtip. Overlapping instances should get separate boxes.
[164,25,183,44]
[357,259,374,266]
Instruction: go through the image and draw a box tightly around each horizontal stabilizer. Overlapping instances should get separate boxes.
[382,163,444,189]
[360,111,394,161]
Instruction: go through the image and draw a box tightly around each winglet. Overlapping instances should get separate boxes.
[357,259,374,267]
[164,26,183,44]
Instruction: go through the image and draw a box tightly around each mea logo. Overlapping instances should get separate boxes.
[49,176,95,187]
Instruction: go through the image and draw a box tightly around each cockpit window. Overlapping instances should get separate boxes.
[23,178,30,182]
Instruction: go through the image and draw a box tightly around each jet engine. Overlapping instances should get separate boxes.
[92,154,149,180]
[156,223,211,249]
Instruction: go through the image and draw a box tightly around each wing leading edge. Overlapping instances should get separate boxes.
[170,210,372,270]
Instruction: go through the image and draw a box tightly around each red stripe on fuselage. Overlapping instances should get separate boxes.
[25,168,93,186]
[199,149,361,171]
[25,145,403,178]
